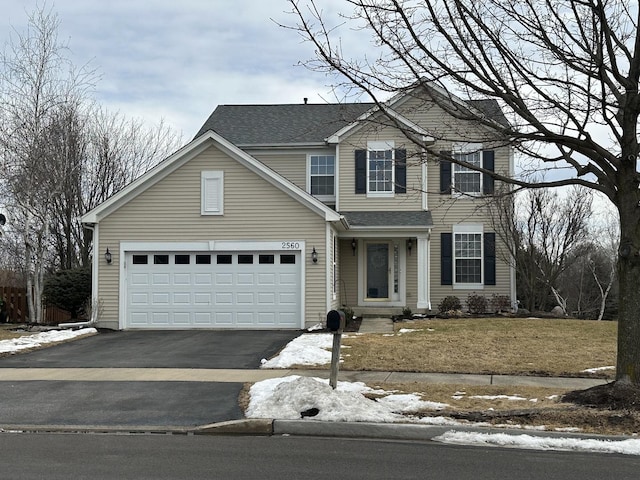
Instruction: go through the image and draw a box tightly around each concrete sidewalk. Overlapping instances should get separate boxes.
[0,367,608,390]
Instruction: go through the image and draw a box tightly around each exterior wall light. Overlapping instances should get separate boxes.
[351,238,357,256]
[407,238,413,256]
[312,247,318,264]
[104,248,113,264]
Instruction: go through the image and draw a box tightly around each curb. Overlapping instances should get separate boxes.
[191,418,637,443]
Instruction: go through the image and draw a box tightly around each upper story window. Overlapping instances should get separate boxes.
[453,150,481,194]
[201,171,224,215]
[309,155,335,202]
[355,143,406,197]
[367,141,395,197]
[440,144,495,196]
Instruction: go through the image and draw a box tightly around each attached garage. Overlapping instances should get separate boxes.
[123,247,303,329]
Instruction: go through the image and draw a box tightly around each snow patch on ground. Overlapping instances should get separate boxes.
[582,366,615,374]
[0,328,97,354]
[434,431,640,456]
[260,334,333,368]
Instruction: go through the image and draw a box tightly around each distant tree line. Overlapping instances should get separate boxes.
[491,186,618,320]
[0,6,183,322]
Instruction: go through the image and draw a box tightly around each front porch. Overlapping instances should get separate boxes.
[336,211,433,314]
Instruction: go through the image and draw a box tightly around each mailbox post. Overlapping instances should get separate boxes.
[326,310,345,389]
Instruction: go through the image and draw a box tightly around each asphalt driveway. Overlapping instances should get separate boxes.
[0,330,301,428]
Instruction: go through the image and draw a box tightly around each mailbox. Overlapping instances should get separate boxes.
[326,309,345,332]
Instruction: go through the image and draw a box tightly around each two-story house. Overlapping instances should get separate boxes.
[82,86,516,330]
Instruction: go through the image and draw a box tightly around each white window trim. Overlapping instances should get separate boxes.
[452,224,484,290]
[366,140,395,198]
[201,171,224,215]
[307,153,336,203]
[451,142,483,197]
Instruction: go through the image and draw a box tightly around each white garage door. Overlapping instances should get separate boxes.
[125,251,301,329]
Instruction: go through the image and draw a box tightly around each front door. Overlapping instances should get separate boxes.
[366,242,390,300]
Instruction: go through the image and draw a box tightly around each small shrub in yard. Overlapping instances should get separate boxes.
[467,293,488,314]
[438,296,461,314]
[402,306,412,317]
[491,294,512,313]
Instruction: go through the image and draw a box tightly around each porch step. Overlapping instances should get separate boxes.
[358,317,394,334]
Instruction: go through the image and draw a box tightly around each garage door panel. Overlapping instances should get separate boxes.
[194,293,212,304]
[173,293,192,305]
[152,293,170,305]
[173,312,191,325]
[131,293,149,305]
[236,273,255,285]
[130,273,150,286]
[126,250,301,329]
[215,292,233,305]
[174,273,191,285]
[236,293,254,304]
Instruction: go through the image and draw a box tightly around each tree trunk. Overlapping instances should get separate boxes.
[615,190,640,384]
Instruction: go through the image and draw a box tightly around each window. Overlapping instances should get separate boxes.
[195,254,211,264]
[154,255,169,265]
[216,255,232,264]
[309,155,335,200]
[201,171,224,215]
[451,143,482,195]
[132,255,148,265]
[453,151,481,194]
[441,226,495,287]
[280,254,296,264]
[368,142,395,195]
[454,233,482,284]
[238,255,254,264]
[259,254,275,264]
[175,255,190,265]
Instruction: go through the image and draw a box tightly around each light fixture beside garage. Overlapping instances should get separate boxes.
[351,238,357,255]
[312,247,318,264]
[104,248,112,264]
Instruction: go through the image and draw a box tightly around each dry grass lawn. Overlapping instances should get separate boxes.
[341,317,617,378]
[284,318,637,435]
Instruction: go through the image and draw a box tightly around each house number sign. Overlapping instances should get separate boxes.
[281,242,301,250]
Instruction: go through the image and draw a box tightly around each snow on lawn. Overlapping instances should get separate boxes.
[582,366,615,374]
[260,333,334,368]
[246,375,447,422]
[0,328,97,354]
[434,431,640,456]
[252,331,640,456]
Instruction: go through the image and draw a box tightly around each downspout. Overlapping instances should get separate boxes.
[82,223,99,325]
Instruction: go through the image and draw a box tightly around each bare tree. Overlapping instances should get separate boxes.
[288,1,640,387]
[491,186,592,313]
[0,6,94,323]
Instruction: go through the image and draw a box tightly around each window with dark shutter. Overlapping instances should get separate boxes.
[441,233,453,285]
[483,150,495,195]
[484,232,496,285]
[440,151,452,194]
[395,149,406,194]
[355,149,367,194]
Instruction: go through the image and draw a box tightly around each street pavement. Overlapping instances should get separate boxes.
[0,322,620,443]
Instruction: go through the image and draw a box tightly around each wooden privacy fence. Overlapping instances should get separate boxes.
[0,286,74,324]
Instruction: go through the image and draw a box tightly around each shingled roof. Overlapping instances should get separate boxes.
[195,98,508,145]
[194,103,373,145]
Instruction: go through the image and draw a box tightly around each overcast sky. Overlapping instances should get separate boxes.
[2,1,357,140]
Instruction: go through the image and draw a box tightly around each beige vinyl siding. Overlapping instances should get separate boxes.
[426,145,512,308]
[249,151,307,190]
[338,128,424,211]
[96,145,329,329]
